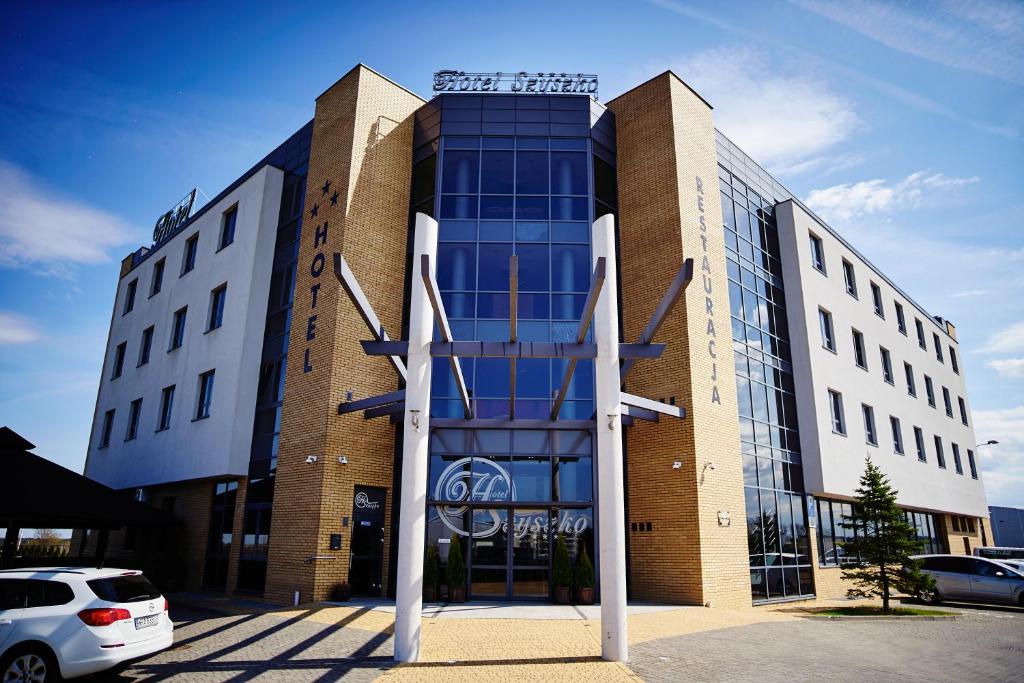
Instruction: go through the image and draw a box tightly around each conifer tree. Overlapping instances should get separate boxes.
[840,457,935,611]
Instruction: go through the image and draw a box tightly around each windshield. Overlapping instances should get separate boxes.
[87,574,161,603]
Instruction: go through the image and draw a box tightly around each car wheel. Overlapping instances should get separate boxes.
[1,645,61,683]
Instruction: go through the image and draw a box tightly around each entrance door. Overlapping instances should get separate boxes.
[511,508,550,599]
[467,507,551,600]
[348,486,386,596]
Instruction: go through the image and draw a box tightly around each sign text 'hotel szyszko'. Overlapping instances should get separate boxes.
[433,70,598,96]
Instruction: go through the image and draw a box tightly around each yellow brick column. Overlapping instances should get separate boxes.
[266,65,424,604]
[609,72,751,609]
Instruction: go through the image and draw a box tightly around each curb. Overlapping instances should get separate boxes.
[800,614,959,621]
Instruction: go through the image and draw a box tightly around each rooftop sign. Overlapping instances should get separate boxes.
[432,70,598,96]
[153,188,197,244]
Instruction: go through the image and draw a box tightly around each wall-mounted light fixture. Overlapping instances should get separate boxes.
[410,409,421,432]
[607,414,617,430]
[305,455,318,464]
[672,461,683,470]
[338,455,348,465]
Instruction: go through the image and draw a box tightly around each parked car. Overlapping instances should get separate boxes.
[910,554,1024,607]
[0,567,173,681]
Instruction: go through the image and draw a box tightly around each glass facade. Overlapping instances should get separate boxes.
[816,497,943,565]
[238,122,312,594]
[717,135,814,602]
[409,94,614,600]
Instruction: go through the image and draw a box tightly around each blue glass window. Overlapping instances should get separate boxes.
[550,152,587,195]
[480,195,514,220]
[442,150,479,194]
[478,243,513,290]
[437,243,476,291]
[481,151,514,194]
[515,244,549,291]
[516,152,548,194]
[516,196,548,220]
[551,245,590,292]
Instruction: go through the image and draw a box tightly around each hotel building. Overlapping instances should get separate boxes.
[83,65,991,616]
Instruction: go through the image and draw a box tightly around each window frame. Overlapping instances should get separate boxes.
[150,258,165,298]
[870,281,884,318]
[967,449,978,479]
[125,397,143,441]
[181,233,199,276]
[99,409,115,448]
[218,204,238,251]
[842,259,857,297]
[904,362,916,396]
[207,283,227,332]
[880,346,894,384]
[169,306,187,351]
[111,341,127,380]
[914,426,926,462]
[890,416,904,454]
[915,318,926,349]
[809,232,826,274]
[852,328,867,370]
[934,435,946,469]
[157,385,175,432]
[819,307,836,352]
[196,370,215,420]
[828,389,846,435]
[895,301,907,335]
[933,333,944,363]
[862,403,878,446]
[138,325,154,367]
[952,442,963,475]
[958,396,968,426]
[924,375,936,407]
[122,278,138,316]
[942,386,953,417]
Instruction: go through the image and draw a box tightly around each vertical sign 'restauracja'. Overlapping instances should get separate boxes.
[696,176,721,405]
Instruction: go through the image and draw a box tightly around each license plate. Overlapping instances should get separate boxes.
[134,615,159,629]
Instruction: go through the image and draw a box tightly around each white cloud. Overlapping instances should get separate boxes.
[0,312,40,344]
[805,172,979,222]
[972,407,1024,508]
[791,0,1024,85]
[0,160,141,278]
[981,322,1024,355]
[988,359,1024,379]
[952,290,988,299]
[657,48,859,174]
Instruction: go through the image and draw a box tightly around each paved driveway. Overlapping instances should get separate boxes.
[629,602,1024,683]
[84,600,1023,682]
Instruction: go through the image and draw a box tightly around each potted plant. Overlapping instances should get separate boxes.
[447,535,466,603]
[424,543,440,602]
[574,547,595,605]
[330,582,351,602]
[553,535,572,604]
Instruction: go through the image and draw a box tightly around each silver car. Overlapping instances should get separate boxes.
[912,554,1024,607]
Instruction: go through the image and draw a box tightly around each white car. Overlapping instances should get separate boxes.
[0,567,173,681]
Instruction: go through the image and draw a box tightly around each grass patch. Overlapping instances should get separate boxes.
[815,606,956,617]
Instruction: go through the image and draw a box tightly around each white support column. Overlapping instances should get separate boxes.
[393,212,438,663]
[592,213,628,662]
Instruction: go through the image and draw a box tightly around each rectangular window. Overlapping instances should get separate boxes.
[895,302,906,334]
[138,325,154,366]
[880,347,893,384]
[158,385,175,431]
[904,362,916,396]
[934,435,946,469]
[915,318,926,349]
[181,233,199,275]
[123,278,138,315]
[842,259,857,297]
[870,282,884,318]
[952,515,961,532]
[111,341,126,380]
[809,233,825,273]
[126,397,142,441]
[208,284,227,331]
[914,427,926,462]
[862,404,877,445]
[196,370,215,419]
[890,416,904,454]
[958,397,968,426]
[100,409,115,448]
[852,329,867,369]
[924,375,935,407]
[934,333,943,362]
[150,258,165,297]
[828,389,846,434]
[952,443,963,475]
[819,308,835,351]
[967,449,978,479]
[170,307,187,350]
[942,386,953,417]
[950,346,959,374]
[219,205,237,250]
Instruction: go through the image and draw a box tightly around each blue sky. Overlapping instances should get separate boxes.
[1,0,1021,506]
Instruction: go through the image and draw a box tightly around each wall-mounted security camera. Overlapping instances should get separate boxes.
[305,455,318,464]
[707,462,716,470]
[672,461,682,470]
[338,455,348,465]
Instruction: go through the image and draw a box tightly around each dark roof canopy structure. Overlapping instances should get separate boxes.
[0,426,175,531]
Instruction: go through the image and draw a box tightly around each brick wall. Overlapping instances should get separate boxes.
[265,65,423,605]
[609,72,751,609]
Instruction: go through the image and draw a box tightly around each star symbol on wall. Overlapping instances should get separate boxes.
[330,190,339,206]
[310,203,319,218]
[321,180,331,196]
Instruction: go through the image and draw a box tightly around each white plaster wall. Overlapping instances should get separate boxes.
[776,199,988,517]
[84,166,283,489]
